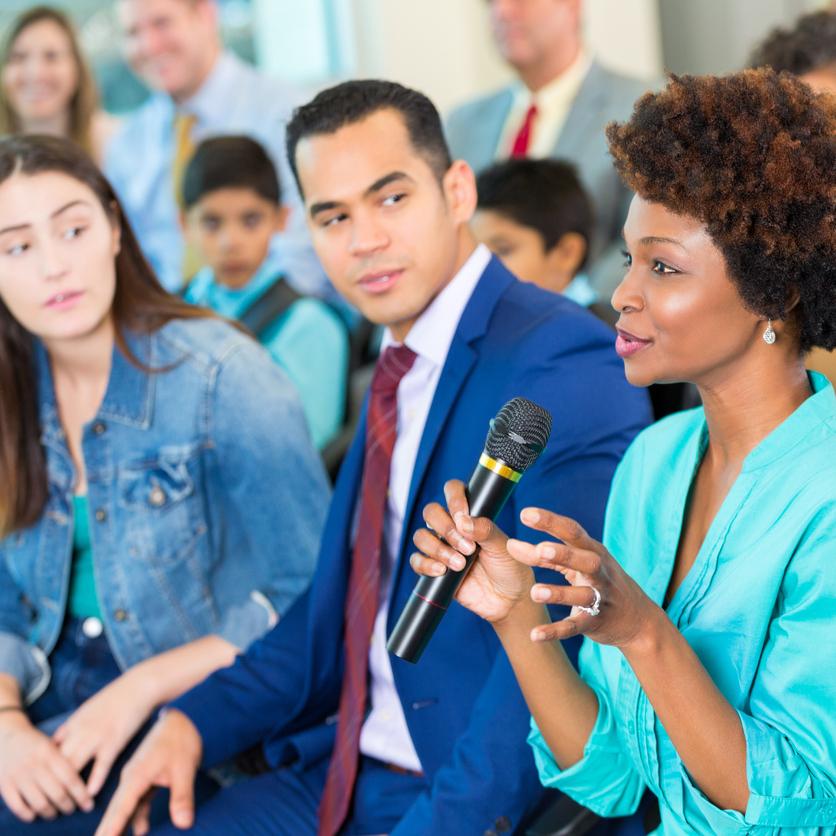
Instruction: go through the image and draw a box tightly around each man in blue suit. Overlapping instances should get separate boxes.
[97,80,650,836]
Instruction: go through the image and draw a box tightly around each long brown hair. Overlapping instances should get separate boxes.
[0,134,214,536]
[0,7,100,156]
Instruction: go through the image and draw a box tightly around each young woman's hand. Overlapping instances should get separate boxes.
[0,711,93,821]
[52,667,159,798]
[409,479,536,623]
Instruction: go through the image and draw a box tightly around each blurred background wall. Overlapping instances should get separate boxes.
[0,0,829,117]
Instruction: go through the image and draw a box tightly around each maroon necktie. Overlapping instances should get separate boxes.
[510,102,538,158]
[318,344,418,836]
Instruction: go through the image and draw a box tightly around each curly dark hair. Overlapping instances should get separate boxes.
[606,69,836,352]
[749,10,836,76]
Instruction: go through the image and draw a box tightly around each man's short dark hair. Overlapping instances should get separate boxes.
[285,79,452,194]
[476,158,594,269]
[749,10,836,76]
[182,135,281,210]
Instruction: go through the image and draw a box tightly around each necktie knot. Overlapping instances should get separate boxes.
[371,344,417,395]
[510,101,539,158]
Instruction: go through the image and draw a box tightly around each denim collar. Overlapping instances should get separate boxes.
[36,330,156,439]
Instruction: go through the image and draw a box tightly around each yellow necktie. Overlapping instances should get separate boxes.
[171,113,201,285]
[171,112,197,207]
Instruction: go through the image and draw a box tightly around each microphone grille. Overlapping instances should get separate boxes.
[484,397,553,473]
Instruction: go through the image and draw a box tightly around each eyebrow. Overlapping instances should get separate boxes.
[0,199,93,237]
[621,230,688,251]
[309,171,414,218]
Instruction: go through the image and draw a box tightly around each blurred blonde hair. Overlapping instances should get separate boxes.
[0,6,100,156]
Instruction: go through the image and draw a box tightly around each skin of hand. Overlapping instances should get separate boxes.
[94,708,202,836]
[0,710,94,822]
[52,666,161,798]
[411,478,663,647]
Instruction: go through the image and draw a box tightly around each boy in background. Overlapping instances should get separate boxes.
[181,136,348,449]
[472,157,615,325]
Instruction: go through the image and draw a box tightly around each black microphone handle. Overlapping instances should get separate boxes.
[386,461,518,663]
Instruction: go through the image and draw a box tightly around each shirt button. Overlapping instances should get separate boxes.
[92,421,106,435]
[94,508,107,522]
[148,486,166,507]
[82,617,104,638]
[114,608,128,622]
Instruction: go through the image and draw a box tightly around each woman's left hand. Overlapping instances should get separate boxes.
[52,669,158,798]
[508,507,662,648]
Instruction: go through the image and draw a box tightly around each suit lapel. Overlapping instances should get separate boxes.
[553,61,607,159]
[393,259,514,582]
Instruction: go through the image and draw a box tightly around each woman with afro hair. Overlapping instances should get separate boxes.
[410,68,835,833]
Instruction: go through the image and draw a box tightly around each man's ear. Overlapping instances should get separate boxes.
[442,160,478,226]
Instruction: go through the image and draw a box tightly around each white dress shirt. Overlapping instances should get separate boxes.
[497,49,592,159]
[357,244,492,770]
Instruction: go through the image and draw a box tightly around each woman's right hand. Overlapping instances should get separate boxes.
[410,479,536,623]
[0,711,93,822]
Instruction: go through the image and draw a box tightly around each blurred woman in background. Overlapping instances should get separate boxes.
[1,6,118,165]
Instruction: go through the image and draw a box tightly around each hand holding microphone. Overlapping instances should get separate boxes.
[387,397,552,663]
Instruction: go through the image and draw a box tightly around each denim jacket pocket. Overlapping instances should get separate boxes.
[118,443,207,567]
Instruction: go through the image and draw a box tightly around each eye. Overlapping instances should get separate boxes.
[651,260,678,275]
[242,213,264,229]
[621,249,632,268]
[381,193,406,207]
[6,242,29,257]
[321,212,348,229]
[200,217,221,233]
[62,225,85,241]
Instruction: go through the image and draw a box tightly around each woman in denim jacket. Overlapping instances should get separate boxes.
[0,135,329,831]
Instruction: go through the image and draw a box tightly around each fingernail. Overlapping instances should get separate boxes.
[531,629,546,642]
[541,545,556,560]
[451,554,466,571]
[522,509,540,524]
[532,586,549,602]
[455,535,475,555]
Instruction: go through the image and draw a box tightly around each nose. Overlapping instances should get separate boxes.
[348,210,389,257]
[610,261,644,315]
[39,237,69,282]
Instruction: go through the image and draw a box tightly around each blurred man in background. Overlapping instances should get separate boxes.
[105,0,329,298]
[446,0,651,298]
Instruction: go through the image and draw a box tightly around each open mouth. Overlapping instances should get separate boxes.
[357,269,403,295]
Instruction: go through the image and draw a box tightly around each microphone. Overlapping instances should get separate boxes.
[387,397,552,663]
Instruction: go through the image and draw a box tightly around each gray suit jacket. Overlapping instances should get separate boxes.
[446,61,652,297]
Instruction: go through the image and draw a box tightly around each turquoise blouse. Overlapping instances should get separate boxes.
[529,372,836,834]
[184,256,348,450]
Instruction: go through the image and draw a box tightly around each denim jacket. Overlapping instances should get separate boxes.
[0,317,329,703]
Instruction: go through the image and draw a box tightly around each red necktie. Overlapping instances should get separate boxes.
[510,102,538,158]
[318,344,418,836]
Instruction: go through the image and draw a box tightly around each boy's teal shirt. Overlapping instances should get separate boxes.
[530,372,836,834]
[185,255,348,449]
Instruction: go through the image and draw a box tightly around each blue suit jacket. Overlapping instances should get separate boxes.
[174,257,651,834]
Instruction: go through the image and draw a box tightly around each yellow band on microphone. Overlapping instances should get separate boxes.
[479,453,522,482]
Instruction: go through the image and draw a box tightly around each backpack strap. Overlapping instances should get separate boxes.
[239,276,303,341]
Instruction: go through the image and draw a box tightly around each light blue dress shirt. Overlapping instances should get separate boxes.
[104,52,329,297]
[529,372,836,834]
[184,256,348,450]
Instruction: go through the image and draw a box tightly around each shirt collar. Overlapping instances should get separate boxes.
[381,243,491,368]
[512,48,591,110]
[742,371,836,471]
[178,51,239,123]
